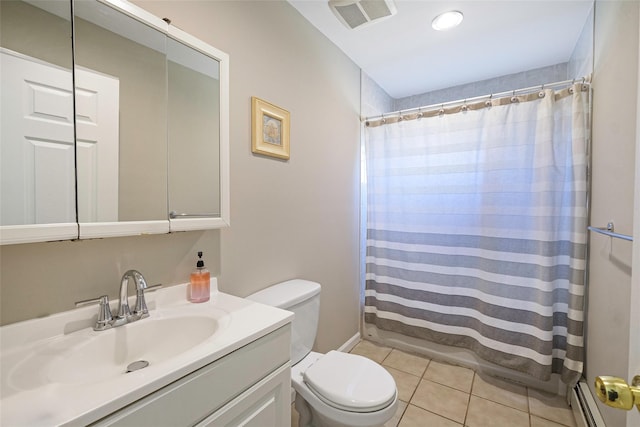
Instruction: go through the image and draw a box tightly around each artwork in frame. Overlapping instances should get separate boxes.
[251,97,290,160]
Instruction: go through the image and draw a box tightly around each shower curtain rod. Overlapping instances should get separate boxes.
[363,76,591,122]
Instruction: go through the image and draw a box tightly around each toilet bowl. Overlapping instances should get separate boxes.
[246,279,398,427]
[292,351,398,427]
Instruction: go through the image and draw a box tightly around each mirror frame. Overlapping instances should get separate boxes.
[166,24,230,233]
[0,0,229,244]
[0,224,79,245]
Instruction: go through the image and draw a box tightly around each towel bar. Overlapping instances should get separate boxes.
[587,222,633,242]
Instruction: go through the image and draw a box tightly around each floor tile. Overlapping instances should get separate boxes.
[466,395,529,427]
[531,414,576,427]
[314,340,581,427]
[350,340,393,364]
[528,389,577,427]
[384,400,407,427]
[399,404,463,427]
[471,373,528,412]
[423,360,475,393]
[386,366,421,402]
[410,379,469,424]
[382,349,430,377]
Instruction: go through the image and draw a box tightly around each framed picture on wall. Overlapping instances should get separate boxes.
[251,97,290,160]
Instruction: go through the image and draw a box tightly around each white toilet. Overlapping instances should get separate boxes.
[247,279,398,427]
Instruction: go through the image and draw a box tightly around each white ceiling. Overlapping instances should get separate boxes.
[288,0,594,99]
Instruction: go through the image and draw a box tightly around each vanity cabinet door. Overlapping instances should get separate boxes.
[89,325,290,427]
[197,363,290,427]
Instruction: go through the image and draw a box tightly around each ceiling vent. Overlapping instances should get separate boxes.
[328,0,397,30]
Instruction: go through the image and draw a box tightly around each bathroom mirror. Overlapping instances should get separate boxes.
[167,38,221,223]
[166,30,230,232]
[73,0,170,238]
[0,0,229,244]
[73,0,229,238]
[0,0,78,244]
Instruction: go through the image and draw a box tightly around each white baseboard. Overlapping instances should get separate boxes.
[337,332,361,353]
[571,379,606,427]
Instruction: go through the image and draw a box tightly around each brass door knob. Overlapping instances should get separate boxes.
[594,376,640,411]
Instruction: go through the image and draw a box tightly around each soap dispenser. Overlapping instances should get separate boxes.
[189,251,210,303]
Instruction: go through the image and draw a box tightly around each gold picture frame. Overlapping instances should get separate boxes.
[251,97,290,160]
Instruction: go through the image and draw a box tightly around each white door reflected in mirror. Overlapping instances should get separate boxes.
[0,50,75,226]
[75,68,119,223]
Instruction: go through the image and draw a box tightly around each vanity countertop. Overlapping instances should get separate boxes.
[0,280,293,426]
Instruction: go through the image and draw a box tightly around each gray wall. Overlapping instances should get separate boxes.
[0,0,362,354]
[0,1,72,69]
[587,1,638,426]
[361,71,393,119]
[393,63,569,112]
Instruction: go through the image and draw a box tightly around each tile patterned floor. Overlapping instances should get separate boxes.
[292,340,578,427]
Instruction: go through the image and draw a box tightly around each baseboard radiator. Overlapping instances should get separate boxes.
[571,379,606,427]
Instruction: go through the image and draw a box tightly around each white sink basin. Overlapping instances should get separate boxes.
[8,315,220,390]
[0,282,293,427]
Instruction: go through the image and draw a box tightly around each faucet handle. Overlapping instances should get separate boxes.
[76,295,114,331]
[145,284,163,293]
[133,284,162,319]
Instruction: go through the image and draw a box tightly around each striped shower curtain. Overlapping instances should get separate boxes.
[364,84,589,384]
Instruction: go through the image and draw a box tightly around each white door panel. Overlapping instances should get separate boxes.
[1,50,75,225]
[75,68,119,223]
[2,51,120,227]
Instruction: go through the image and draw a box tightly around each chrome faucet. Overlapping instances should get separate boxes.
[75,270,161,331]
[114,270,149,326]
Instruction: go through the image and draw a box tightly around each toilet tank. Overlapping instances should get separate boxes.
[246,279,321,365]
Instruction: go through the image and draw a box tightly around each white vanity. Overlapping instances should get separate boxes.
[0,282,293,426]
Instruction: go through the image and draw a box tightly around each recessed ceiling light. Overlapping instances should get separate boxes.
[432,10,463,31]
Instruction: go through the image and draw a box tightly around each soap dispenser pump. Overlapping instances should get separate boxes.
[189,251,210,303]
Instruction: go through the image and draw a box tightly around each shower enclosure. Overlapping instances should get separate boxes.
[361,78,591,394]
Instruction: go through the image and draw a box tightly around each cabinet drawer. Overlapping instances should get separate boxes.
[197,363,290,427]
[91,325,291,427]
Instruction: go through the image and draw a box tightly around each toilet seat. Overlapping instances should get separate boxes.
[302,350,396,413]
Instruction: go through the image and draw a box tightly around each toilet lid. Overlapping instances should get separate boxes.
[303,351,396,412]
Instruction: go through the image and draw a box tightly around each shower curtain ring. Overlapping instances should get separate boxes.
[398,110,403,121]
[417,108,423,119]
[511,90,518,103]
[485,94,493,107]
[438,104,445,115]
